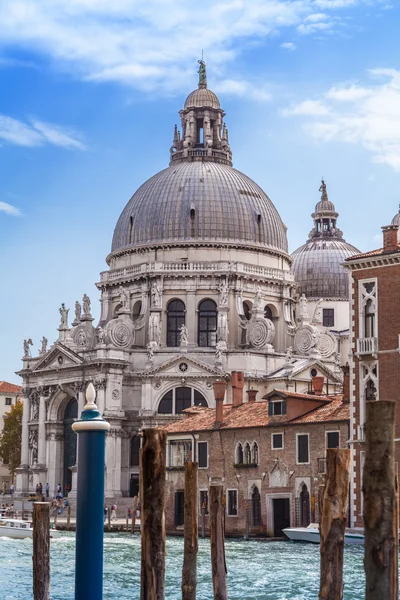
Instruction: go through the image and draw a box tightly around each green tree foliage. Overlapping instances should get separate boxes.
[0,400,23,475]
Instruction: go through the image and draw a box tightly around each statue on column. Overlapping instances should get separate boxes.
[82,294,91,316]
[147,341,158,363]
[312,299,323,325]
[97,326,106,345]
[298,294,309,321]
[23,338,33,357]
[218,279,229,306]
[119,286,129,310]
[74,300,82,323]
[253,287,263,310]
[151,280,161,308]
[59,304,69,328]
[29,430,38,465]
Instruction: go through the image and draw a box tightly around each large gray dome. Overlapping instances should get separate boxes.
[291,239,359,300]
[111,161,288,255]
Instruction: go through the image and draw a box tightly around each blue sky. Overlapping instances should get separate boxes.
[1,0,399,383]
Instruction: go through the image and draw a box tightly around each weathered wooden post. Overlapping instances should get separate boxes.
[201,503,206,538]
[33,502,50,600]
[126,508,129,532]
[210,480,228,600]
[107,506,111,532]
[182,461,198,600]
[131,496,138,534]
[244,501,250,541]
[67,504,71,531]
[72,383,110,600]
[318,448,350,600]
[364,400,398,600]
[140,429,167,600]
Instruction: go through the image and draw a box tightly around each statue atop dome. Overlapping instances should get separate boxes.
[198,59,207,88]
[319,179,328,201]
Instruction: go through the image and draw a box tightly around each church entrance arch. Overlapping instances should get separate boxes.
[63,398,78,495]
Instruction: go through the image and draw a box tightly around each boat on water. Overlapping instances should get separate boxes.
[283,523,364,545]
[0,518,62,539]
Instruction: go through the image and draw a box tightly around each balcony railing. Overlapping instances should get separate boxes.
[356,337,378,355]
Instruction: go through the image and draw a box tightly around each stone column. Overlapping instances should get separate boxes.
[37,389,47,467]
[94,380,106,415]
[78,389,85,416]
[105,427,123,499]
[186,290,196,346]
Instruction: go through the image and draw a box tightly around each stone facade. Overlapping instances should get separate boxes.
[346,219,400,527]
[163,383,349,536]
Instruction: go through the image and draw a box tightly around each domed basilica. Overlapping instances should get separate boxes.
[16,63,358,499]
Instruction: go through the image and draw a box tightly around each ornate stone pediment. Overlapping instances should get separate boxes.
[31,343,84,373]
[140,354,221,378]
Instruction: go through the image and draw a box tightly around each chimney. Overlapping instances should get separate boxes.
[232,371,245,407]
[382,225,399,252]
[312,376,324,395]
[341,363,350,403]
[246,388,258,403]
[213,380,226,426]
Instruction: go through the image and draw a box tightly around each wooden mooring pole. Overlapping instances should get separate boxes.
[318,448,350,600]
[140,429,167,600]
[210,481,228,600]
[364,400,398,600]
[33,502,50,600]
[66,504,71,531]
[131,495,138,534]
[182,462,198,600]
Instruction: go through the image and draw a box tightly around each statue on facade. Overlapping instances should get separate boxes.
[151,280,161,308]
[312,299,323,325]
[97,327,106,345]
[40,336,48,354]
[23,338,33,357]
[75,300,82,323]
[215,340,226,362]
[198,59,207,87]
[59,303,69,328]
[82,294,91,316]
[298,294,309,321]
[218,279,229,306]
[149,312,161,346]
[253,287,263,310]
[119,286,129,310]
[29,430,38,464]
[147,341,158,362]
[179,324,189,346]
[284,346,293,364]
[31,397,39,421]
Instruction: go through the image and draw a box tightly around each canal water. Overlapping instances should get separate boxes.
[0,533,365,599]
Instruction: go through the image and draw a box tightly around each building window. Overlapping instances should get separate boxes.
[5,397,12,406]
[360,280,377,338]
[198,441,208,469]
[364,299,375,338]
[244,442,251,464]
[236,443,244,464]
[323,309,334,328]
[243,302,251,321]
[167,299,185,347]
[198,299,217,347]
[158,387,208,414]
[130,435,141,466]
[264,305,273,320]
[365,378,377,401]
[326,431,339,449]
[268,400,286,416]
[200,490,209,514]
[272,433,284,449]
[169,440,192,467]
[251,442,259,465]
[227,489,238,516]
[297,434,309,464]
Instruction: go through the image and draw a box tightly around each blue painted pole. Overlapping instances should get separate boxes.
[72,383,110,600]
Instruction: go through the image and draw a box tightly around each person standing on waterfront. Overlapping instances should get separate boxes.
[111,504,117,520]
[46,482,50,498]
[9,483,14,500]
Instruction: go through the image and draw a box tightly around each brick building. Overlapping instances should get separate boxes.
[0,381,22,488]
[162,374,349,537]
[345,213,400,527]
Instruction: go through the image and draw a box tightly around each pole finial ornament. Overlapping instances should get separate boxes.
[85,382,96,409]
[198,59,207,88]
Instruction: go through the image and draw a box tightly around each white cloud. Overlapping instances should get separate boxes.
[216,79,272,101]
[0,0,384,93]
[0,115,86,150]
[0,201,23,217]
[283,69,400,171]
[282,99,329,116]
[280,42,297,51]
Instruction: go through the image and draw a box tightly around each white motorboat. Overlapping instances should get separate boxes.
[283,523,364,545]
[0,518,62,539]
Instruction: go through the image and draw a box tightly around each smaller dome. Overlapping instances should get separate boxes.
[184,88,220,110]
[391,205,400,227]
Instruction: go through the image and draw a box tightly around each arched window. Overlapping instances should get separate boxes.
[364,299,375,338]
[167,300,185,347]
[264,305,273,320]
[244,442,251,464]
[236,443,244,465]
[157,387,208,415]
[252,486,262,526]
[365,378,377,401]
[132,300,142,322]
[243,302,252,321]
[130,435,141,467]
[198,299,217,347]
[251,442,259,465]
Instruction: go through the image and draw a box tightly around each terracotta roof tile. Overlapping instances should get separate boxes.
[162,396,349,434]
[345,246,400,260]
[264,389,333,402]
[0,381,22,394]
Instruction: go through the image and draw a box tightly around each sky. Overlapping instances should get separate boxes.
[1,0,400,383]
